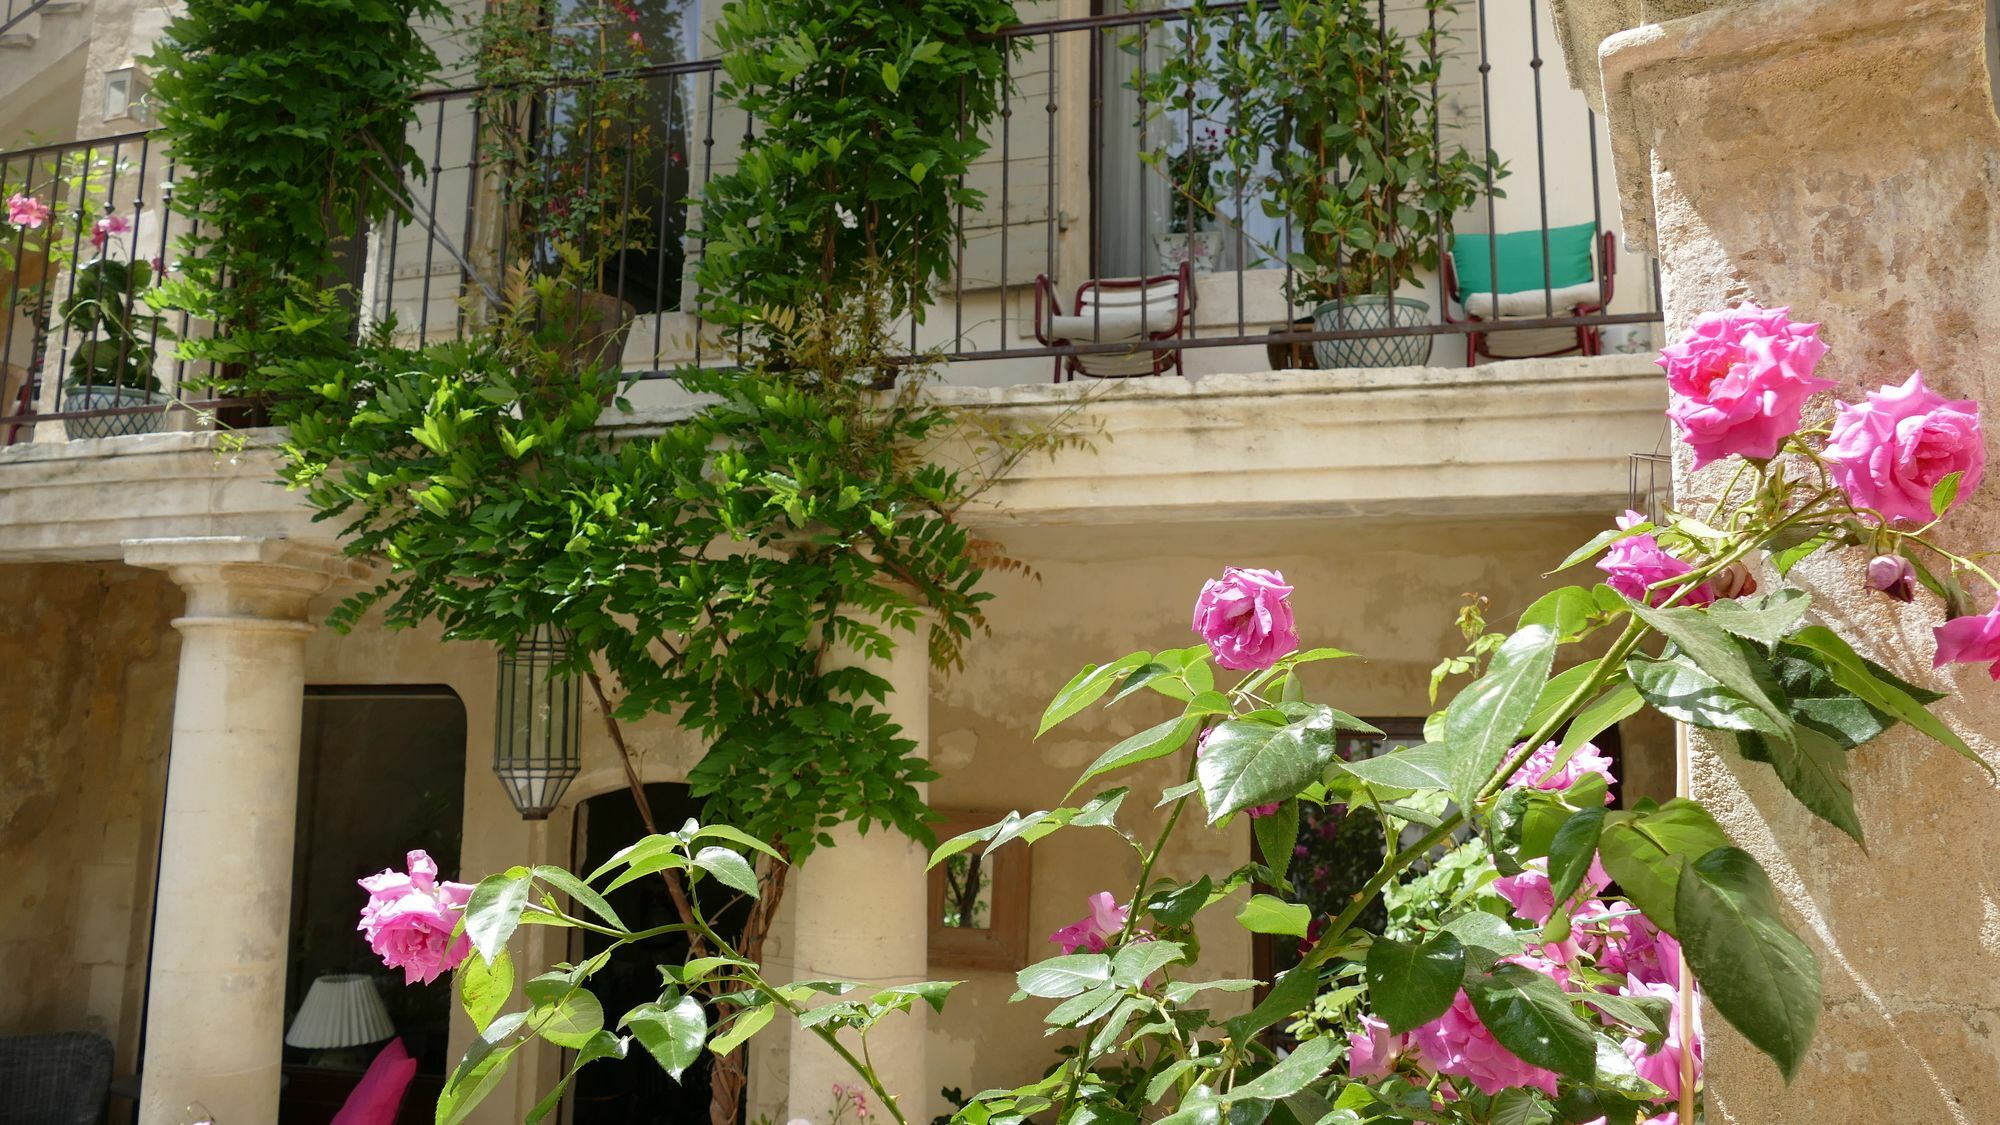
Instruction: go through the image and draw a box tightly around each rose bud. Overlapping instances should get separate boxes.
[1867,555,1917,603]
[1712,560,1759,600]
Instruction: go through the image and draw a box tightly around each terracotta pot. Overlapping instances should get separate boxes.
[1265,317,1316,370]
[544,289,637,379]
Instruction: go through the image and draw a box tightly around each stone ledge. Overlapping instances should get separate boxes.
[0,355,1667,560]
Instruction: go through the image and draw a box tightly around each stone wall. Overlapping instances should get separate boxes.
[0,562,179,1091]
[1559,0,2000,1119]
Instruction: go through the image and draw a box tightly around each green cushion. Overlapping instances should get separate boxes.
[1451,223,1597,302]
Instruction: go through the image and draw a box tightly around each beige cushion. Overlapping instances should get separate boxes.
[1463,280,1605,318]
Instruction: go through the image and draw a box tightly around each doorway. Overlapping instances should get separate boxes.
[570,782,746,1124]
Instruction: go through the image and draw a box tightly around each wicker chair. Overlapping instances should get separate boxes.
[0,1033,113,1125]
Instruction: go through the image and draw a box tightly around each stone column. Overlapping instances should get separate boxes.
[123,537,365,1125]
[1555,0,2000,1119]
[787,624,932,1123]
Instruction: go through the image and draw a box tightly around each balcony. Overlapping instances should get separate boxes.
[0,0,1662,444]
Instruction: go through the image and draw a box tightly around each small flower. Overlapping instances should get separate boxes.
[1508,740,1616,799]
[1596,511,1714,607]
[628,29,645,48]
[1048,891,1129,953]
[6,192,49,229]
[1347,1014,1406,1078]
[90,214,131,248]
[1192,566,1299,670]
[1933,604,2000,680]
[1866,555,1916,603]
[835,203,858,230]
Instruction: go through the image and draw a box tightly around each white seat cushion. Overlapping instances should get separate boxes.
[1463,280,1605,318]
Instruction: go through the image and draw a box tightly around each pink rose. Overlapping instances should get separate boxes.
[1409,956,1567,1097]
[1192,566,1299,671]
[1658,302,1832,468]
[7,192,49,229]
[1575,902,1682,987]
[1825,372,1985,526]
[1492,857,1611,926]
[1508,740,1616,800]
[90,213,131,248]
[357,849,473,984]
[1348,1014,1406,1078]
[1866,555,1917,603]
[1048,891,1129,954]
[1619,976,1703,1102]
[1934,605,2000,681]
[1597,511,1714,608]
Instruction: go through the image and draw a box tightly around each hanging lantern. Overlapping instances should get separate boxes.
[493,624,581,819]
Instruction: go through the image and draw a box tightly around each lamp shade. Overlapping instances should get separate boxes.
[285,974,395,1049]
[494,623,582,819]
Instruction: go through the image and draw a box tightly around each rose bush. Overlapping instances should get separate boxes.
[365,301,1995,1125]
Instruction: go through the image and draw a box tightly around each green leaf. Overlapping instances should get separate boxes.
[1560,682,1644,756]
[927,822,1001,870]
[1677,847,1821,1080]
[1581,991,1671,1040]
[435,1014,527,1125]
[1225,1035,1340,1100]
[1546,807,1605,904]
[533,865,625,929]
[524,1032,626,1124]
[1197,707,1342,823]
[1752,725,1865,846]
[533,987,605,1049]
[1707,589,1811,649]
[1365,932,1464,1034]
[1224,962,1317,1042]
[691,847,760,898]
[707,1002,773,1056]
[1040,653,1151,737]
[1017,954,1113,999]
[1489,1087,1554,1125]
[1234,894,1311,937]
[1626,601,1790,733]
[1933,469,1965,517]
[458,947,513,1034]
[1444,625,1558,810]
[1519,586,1599,640]
[465,868,532,965]
[1149,875,1212,929]
[1465,963,1598,1080]
[1626,652,1779,734]
[1788,625,1990,774]
[1555,524,1644,572]
[1596,799,1732,935]
[1112,940,1187,986]
[624,994,707,1079]
[1338,743,1454,791]
[1253,800,1300,883]
[693,824,785,862]
[1069,714,1200,796]
[1442,910,1531,969]
[1523,660,1603,739]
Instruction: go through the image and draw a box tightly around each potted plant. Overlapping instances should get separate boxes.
[58,253,166,438]
[1151,126,1226,273]
[471,0,659,377]
[1139,0,1496,369]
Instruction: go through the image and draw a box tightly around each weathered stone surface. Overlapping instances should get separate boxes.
[1569,0,2000,1118]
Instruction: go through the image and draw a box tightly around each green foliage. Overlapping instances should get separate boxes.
[693,0,1021,324]
[471,0,658,284]
[57,258,163,391]
[273,283,1003,861]
[143,0,447,383]
[1135,0,1497,302]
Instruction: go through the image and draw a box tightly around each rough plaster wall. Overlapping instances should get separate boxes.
[0,562,179,1085]
[928,513,1675,1103]
[1593,0,2000,1118]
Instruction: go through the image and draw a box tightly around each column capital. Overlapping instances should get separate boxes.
[121,536,373,624]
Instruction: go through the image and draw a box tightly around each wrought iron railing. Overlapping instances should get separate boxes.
[0,1,1663,442]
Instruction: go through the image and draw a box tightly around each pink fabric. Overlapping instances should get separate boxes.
[332,1037,418,1125]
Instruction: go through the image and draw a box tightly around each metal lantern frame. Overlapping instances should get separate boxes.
[494,623,582,819]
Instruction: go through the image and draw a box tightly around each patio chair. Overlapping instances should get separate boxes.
[1033,262,1197,382]
[0,1032,114,1125]
[1442,224,1616,364]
